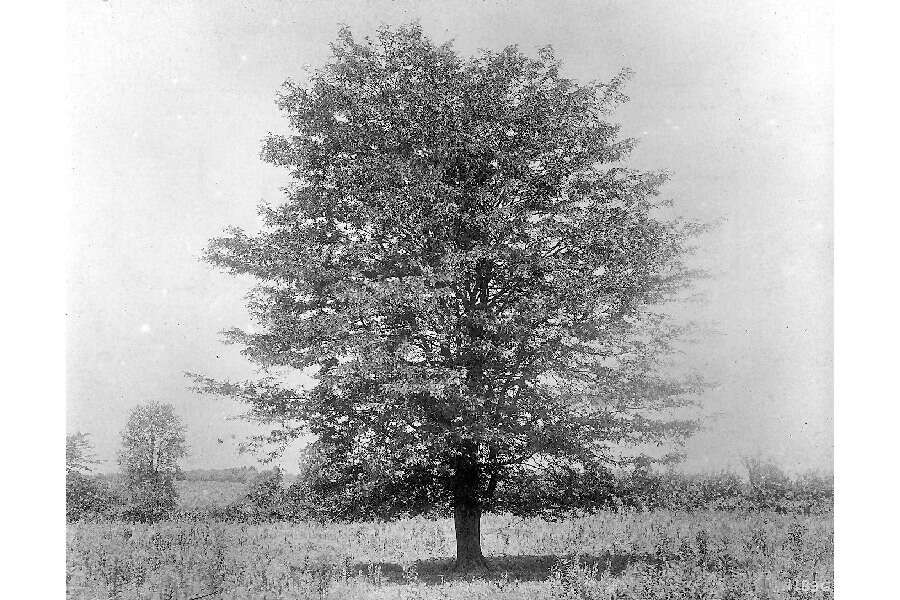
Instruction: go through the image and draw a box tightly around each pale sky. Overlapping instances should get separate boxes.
[66,0,832,474]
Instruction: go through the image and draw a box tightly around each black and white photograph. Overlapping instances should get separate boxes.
[54,1,839,597]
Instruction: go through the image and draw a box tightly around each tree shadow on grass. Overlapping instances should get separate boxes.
[351,551,662,585]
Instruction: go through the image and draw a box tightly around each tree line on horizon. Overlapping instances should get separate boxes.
[66,402,832,523]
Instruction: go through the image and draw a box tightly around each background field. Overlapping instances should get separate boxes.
[175,481,248,510]
[66,510,833,599]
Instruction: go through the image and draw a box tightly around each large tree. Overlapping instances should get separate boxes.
[191,24,707,570]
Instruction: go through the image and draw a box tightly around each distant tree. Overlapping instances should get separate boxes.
[742,456,792,512]
[66,431,100,475]
[66,432,119,521]
[118,402,188,479]
[191,24,707,570]
[118,402,188,521]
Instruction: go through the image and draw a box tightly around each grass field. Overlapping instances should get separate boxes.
[175,481,248,510]
[66,509,833,599]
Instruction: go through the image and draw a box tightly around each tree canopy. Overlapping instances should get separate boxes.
[190,23,707,569]
[118,401,188,481]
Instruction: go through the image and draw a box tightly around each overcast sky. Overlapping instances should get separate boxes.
[66,0,831,474]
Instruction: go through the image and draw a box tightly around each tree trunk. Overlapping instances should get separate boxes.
[453,500,488,572]
[452,443,489,572]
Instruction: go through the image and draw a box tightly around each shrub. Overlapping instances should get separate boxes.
[743,457,792,511]
[120,474,179,523]
[578,460,832,515]
[66,472,122,521]
[222,469,287,522]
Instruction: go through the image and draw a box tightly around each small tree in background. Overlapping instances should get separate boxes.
[66,432,119,521]
[118,402,188,522]
[66,432,100,475]
[742,456,793,512]
[191,24,708,570]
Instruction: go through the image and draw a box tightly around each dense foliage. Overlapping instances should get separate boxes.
[66,471,122,522]
[190,24,708,564]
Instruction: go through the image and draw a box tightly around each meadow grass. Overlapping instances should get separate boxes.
[66,510,832,599]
